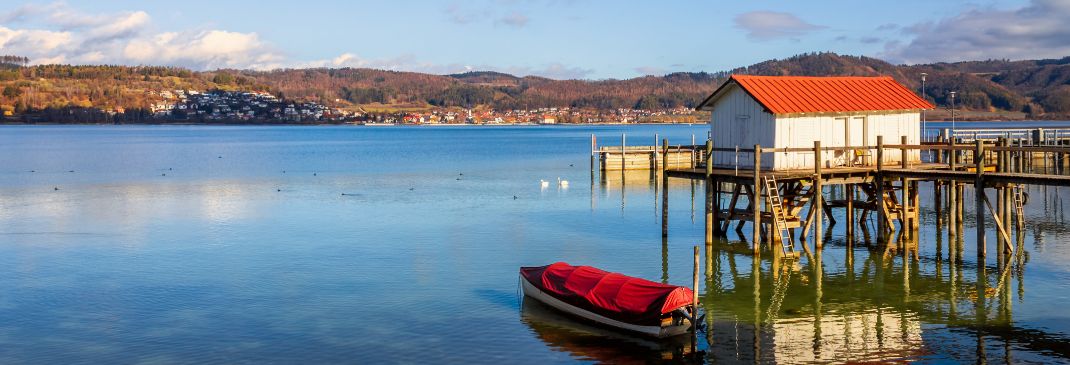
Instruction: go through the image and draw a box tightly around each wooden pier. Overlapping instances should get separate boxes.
[594,132,1070,262]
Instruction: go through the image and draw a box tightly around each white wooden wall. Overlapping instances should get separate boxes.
[773,112,921,170]
[708,85,775,170]
[708,85,921,171]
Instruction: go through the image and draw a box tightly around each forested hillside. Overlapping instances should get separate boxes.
[2,52,1070,122]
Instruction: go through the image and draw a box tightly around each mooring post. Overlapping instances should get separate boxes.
[692,245,700,332]
[662,139,669,238]
[975,139,986,260]
[876,136,886,239]
[814,140,823,249]
[753,144,762,253]
[706,139,716,241]
[620,133,626,172]
[590,133,599,176]
[949,137,958,240]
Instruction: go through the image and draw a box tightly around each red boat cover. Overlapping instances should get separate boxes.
[520,262,694,326]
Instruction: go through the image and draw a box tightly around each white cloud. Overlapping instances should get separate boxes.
[734,11,825,41]
[0,3,593,78]
[882,0,1070,63]
[123,30,283,70]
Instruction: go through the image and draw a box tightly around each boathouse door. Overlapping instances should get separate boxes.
[847,116,867,166]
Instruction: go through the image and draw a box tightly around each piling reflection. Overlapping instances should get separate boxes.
[565,166,1070,364]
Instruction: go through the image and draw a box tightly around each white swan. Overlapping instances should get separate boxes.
[540,179,550,189]
[557,177,569,188]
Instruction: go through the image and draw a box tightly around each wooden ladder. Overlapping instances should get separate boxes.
[762,175,796,257]
[1013,185,1026,229]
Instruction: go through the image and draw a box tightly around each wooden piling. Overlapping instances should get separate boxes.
[662,139,669,238]
[975,139,986,259]
[590,134,596,176]
[692,245,700,331]
[900,136,910,235]
[753,144,762,253]
[935,181,943,228]
[876,136,886,240]
[814,141,823,249]
[706,140,716,243]
[621,133,626,171]
[846,184,855,240]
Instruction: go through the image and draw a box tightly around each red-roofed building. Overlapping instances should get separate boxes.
[697,75,934,170]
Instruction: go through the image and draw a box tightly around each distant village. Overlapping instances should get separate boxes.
[147,90,349,122]
[141,89,702,125]
[0,87,704,124]
[364,107,701,125]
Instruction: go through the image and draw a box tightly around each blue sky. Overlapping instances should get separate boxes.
[2,0,1066,79]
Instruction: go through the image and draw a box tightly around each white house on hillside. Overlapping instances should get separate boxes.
[696,75,933,170]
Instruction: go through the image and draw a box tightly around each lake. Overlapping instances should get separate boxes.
[0,124,1068,364]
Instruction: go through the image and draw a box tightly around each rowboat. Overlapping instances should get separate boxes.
[519,262,697,338]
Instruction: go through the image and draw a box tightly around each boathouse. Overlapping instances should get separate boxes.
[697,75,933,170]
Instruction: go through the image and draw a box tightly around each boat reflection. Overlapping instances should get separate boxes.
[520,297,695,363]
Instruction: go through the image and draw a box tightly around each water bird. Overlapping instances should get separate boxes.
[277,189,281,192]
[409,187,415,191]
[456,177,462,181]
[168,168,172,171]
[313,173,317,176]
[540,179,550,189]
[29,170,35,173]
[513,195,518,200]
[557,178,569,188]
[569,164,574,167]
[53,186,58,191]
[161,173,166,176]
[68,170,74,173]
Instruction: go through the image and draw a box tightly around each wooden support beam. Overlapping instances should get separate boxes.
[814,141,823,249]
[980,193,1014,252]
[975,139,986,259]
[662,139,669,238]
[876,136,886,240]
[723,184,742,234]
[846,184,855,240]
[753,144,762,253]
[707,178,716,242]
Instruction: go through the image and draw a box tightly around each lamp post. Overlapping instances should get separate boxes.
[949,91,957,140]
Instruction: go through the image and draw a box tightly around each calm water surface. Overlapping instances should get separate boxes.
[0,125,1069,364]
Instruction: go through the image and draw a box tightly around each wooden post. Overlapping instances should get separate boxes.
[590,134,596,175]
[814,141,823,249]
[692,245,700,330]
[620,133,626,171]
[662,139,669,238]
[935,181,943,228]
[996,138,1005,251]
[900,136,910,234]
[846,184,855,240]
[706,140,716,242]
[975,139,986,259]
[1001,139,1012,255]
[876,136,886,240]
[753,144,762,253]
[705,139,714,176]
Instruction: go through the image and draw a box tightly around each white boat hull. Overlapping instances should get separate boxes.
[520,275,691,338]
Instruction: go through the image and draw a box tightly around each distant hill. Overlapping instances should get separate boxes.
[2,52,1070,121]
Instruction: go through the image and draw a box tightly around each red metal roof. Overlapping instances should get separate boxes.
[698,75,934,114]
